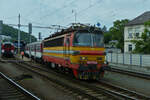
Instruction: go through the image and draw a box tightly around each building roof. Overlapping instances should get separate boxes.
[126,11,150,26]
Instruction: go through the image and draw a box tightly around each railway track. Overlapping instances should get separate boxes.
[12,61,150,100]
[93,80,150,100]
[108,66,150,80]
[0,72,40,100]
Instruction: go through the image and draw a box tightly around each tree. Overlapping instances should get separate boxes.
[132,21,150,54]
[1,24,37,43]
[104,32,112,44]
[109,19,129,52]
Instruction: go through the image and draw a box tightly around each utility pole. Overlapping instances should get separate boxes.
[72,10,77,23]
[29,23,32,43]
[18,14,21,54]
[38,32,41,41]
[28,23,32,58]
[0,20,3,58]
[75,11,77,23]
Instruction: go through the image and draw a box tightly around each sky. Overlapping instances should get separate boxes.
[0,0,150,40]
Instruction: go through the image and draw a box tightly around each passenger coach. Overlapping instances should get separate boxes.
[43,24,108,80]
[25,41,42,62]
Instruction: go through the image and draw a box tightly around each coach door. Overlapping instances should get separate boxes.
[64,35,70,62]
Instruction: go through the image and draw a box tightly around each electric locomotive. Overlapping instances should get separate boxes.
[1,42,15,57]
[43,23,109,80]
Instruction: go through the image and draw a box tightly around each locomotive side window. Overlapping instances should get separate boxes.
[44,37,64,47]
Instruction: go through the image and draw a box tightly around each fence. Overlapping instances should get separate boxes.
[106,53,150,67]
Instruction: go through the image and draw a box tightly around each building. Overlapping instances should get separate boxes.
[124,11,150,53]
[105,40,121,53]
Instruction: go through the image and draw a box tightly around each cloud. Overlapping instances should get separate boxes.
[0,0,150,39]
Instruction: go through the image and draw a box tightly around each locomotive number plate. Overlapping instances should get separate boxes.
[87,61,97,64]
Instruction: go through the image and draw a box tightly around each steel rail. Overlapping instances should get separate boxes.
[108,67,150,80]
[14,61,147,100]
[98,80,150,99]
[0,72,40,100]
[8,57,150,100]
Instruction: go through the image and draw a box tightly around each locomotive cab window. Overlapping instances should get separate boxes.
[4,44,12,48]
[73,32,104,47]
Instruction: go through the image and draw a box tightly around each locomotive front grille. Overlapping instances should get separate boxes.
[78,64,97,71]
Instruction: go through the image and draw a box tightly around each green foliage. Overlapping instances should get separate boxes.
[132,20,150,54]
[104,32,112,44]
[1,24,37,43]
[108,19,129,52]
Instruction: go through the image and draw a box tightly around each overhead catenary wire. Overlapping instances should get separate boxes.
[6,23,66,30]
[57,0,104,25]
[36,0,78,22]
[21,16,49,26]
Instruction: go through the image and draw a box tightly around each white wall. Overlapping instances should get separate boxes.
[124,25,145,53]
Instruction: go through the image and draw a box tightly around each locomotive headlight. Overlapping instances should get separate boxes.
[11,50,14,53]
[104,61,109,65]
[2,50,4,53]
[80,57,87,60]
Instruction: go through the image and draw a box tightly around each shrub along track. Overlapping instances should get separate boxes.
[7,59,149,100]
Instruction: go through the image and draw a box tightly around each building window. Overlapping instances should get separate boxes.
[135,33,140,38]
[128,33,133,38]
[128,44,132,52]
[146,31,150,36]
[128,28,133,38]
[135,27,140,38]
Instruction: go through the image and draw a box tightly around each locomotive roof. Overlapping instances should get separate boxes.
[44,23,102,40]
[2,42,14,45]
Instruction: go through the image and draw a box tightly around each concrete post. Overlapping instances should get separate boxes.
[28,23,32,59]
[18,14,21,54]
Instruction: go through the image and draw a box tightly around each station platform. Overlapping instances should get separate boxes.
[15,55,31,62]
[0,55,31,63]
[109,63,150,75]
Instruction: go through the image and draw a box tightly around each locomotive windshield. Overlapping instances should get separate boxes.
[73,32,104,47]
[4,44,12,48]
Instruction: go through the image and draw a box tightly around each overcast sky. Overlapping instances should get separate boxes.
[0,0,150,39]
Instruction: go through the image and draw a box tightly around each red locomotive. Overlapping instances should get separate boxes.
[1,42,15,57]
